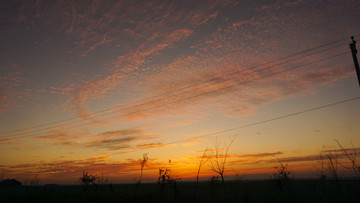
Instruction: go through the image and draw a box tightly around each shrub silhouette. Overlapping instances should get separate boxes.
[137,153,148,186]
[196,149,209,184]
[158,168,171,184]
[324,150,339,182]
[272,162,291,191]
[209,176,221,189]
[209,137,234,193]
[30,174,40,186]
[273,162,291,180]
[316,147,327,184]
[194,148,209,197]
[335,139,360,178]
[157,160,181,199]
[157,165,180,184]
[80,171,97,185]
[22,175,39,186]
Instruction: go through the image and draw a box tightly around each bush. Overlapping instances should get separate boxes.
[271,163,291,191]
[80,171,97,185]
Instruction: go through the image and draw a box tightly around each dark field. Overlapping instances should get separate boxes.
[1,180,359,203]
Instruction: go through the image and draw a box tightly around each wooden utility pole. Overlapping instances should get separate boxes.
[349,36,360,87]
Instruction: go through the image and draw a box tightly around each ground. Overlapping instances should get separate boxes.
[0,180,359,202]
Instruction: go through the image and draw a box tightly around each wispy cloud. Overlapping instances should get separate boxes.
[0,60,30,113]
[33,130,86,140]
[167,120,195,128]
[33,128,160,151]
[129,1,355,119]
[31,0,233,122]
[0,138,12,144]
[87,129,159,151]
[261,147,360,164]
[229,152,284,159]
[2,0,358,121]
[137,142,174,149]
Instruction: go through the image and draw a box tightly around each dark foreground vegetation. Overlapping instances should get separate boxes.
[1,179,359,203]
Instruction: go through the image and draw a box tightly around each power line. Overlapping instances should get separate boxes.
[2,50,349,140]
[60,51,350,126]
[116,96,360,155]
[1,49,348,139]
[0,37,350,136]
[107,51,349,121]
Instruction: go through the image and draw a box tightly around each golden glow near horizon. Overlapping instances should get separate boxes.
[1,0,360,184]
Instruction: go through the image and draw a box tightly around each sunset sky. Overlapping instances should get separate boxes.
[1,0,360,184]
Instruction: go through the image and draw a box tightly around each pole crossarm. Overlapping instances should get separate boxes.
[349,36,360,87]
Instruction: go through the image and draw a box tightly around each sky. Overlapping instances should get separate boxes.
[1,0,360,184]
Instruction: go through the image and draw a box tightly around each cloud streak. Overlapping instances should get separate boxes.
[33,128,160,151]
[3,0,356,122]
[33,0,234,122]
[0,60,30,113]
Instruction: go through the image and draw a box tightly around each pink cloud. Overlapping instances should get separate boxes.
[0,61,31,113]
[4,1,358,124]
[81,34,112,56]
[126,2,355,119]
[33,0,234,123]
[52,28,194,123]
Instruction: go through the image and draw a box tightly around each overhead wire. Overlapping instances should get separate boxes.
[116,96,360,155]
[0,37,351,136]
[0,46,349,139]
[2,48,350,140]
[96,50,349,124]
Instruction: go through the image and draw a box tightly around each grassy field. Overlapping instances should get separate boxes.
[1,179,359,202]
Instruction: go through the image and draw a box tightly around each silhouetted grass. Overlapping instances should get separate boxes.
[0,179,359,202]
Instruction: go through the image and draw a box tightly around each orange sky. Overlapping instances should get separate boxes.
[1,0,360,184]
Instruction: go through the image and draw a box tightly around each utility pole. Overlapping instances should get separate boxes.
[349,36,360,87]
